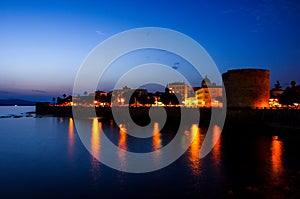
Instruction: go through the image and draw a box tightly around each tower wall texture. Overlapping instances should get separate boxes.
[222,69,270,109]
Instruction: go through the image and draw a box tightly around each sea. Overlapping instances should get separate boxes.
[0,106,299,199]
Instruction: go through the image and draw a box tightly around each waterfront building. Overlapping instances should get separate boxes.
[167,82,194,105]
[111,86,148,106]
[195,76,223,108]
[184,96,198,107]
[111,86,131,106]
[222,68,270,109]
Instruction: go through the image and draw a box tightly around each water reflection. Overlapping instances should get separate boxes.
[189,124,202,176]
[270,135,284,182]
[152,122,162,150]
[211,125,222,179]
[118,124,127,169]
[211,125,222,166]
[91,118,101,159]
[68,118,75,160]
[117,124,128,186]
[152,122,162,166]
[188,125,222,176]
[90,118,102,186]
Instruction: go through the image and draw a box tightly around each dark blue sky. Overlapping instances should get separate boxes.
[0,0,300,101]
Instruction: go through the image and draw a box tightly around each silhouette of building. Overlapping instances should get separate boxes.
[222,68,270,109]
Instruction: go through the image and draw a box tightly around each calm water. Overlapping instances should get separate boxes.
[0,106,300,199]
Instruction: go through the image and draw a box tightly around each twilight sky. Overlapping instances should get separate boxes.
[0,0,300,101]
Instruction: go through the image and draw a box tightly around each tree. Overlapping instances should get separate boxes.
[274,80,282,90]
[279,80,300,105]
[63,94,66,99]
[52,97,56,105]
[106,92,112,106]
[170,94,181,105]
[137,94,148,106]
[291,81,296,88]
[161,87,180,106]
[65,95,72,103]
[84,91,88,96]
[147,93,155,105]
[161,88,172,106]
[57,97,63,104]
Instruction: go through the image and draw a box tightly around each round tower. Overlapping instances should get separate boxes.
[222,69,270,109]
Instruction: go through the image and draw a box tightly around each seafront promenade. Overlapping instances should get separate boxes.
[35,103,300,130]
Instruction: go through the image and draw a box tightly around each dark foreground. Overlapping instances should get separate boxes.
[0,107,300,199]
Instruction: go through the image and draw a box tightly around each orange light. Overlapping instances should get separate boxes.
[189,124,201,176]
[271,135,283,180]
[118,124,127,169]
[68,118,75,158]
[269,98,282,108]
[152,122,161,151]
[118,124,127,150]
[211,125,221,165]
[91,118,100,158]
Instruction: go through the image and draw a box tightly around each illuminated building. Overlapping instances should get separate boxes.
[195,76,223,108]
[167,82,194,105]
[112,86,148,106]
[112,86,131,106]
[184,97,198,107]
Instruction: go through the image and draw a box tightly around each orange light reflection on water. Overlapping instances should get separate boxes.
[152,122,162,151]
[90,118,102,183]
[118,124,127,150]
[152,122,162,166]
[91,118,101,159]
[189,124,201,176]
[270,135,283,181]
[118,124,127,169]
[68,118,75,159]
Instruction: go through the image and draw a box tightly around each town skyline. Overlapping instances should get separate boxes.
[1,67,299,105]
[50,69,299,110]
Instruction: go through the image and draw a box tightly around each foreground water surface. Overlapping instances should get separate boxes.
[0,106,299,199]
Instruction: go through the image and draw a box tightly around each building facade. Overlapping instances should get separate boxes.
[196,87,223,108]
[167,82,194,105]
[195,76,223,108]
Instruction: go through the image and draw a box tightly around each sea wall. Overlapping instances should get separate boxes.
[225,108,300,126]
[35,103,300,128]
